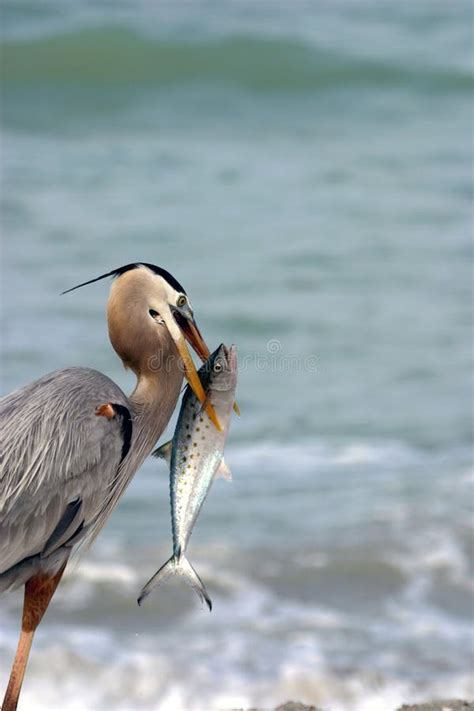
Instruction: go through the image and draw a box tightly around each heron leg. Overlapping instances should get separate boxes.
[2,563,66,711]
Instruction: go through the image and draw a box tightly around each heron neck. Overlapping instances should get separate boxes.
[129,369,183,451]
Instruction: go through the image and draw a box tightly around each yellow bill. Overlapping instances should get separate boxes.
[174,335,223,432]
[180,319,240,417]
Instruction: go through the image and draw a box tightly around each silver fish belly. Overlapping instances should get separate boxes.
[138,344,237,609]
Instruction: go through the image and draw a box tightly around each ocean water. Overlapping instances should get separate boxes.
[0,1,473,709]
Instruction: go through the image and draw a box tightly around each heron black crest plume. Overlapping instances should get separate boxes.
[61,263,186,295]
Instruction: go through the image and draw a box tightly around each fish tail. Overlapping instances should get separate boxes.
[178,555,213,611]
[137,554,177,606]
[137,553,212,611]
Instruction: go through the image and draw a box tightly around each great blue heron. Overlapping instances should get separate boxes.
[0,262,221,711]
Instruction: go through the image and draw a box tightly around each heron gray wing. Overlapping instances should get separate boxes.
[0,367,131,576]
[41,496,83,558]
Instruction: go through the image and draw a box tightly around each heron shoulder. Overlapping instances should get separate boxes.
[0,367,127,412]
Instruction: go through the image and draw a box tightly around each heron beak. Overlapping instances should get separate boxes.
[171,315,222,431]
[177,315,241,417]
[180,317,211,362]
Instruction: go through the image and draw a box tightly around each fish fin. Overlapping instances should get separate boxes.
[137,554,212,611]
[152,439,173,466]
[215,458,232,481]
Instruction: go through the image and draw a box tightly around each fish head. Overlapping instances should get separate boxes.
[201,343,238,393]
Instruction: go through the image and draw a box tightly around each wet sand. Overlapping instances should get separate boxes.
[234,700,474,711]
[396,702,474,711]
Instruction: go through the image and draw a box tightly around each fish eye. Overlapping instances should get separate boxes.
[176,294,187,308]
[213,362,223,373]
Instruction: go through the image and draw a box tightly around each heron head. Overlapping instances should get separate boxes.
[63,262,221,430]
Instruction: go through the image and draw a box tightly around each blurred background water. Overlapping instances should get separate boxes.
[0,1,473,710]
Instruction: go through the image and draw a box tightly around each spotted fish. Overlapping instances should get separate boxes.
[138,344,238,609]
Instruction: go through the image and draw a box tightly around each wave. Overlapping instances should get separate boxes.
[2,26,472,93]
[2,569,473,708]
[226,437,424,470]
[1,614,472,711]
[1,434,472,710]
[1,508,472,709]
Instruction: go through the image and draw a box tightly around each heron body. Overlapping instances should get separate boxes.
[0,263,219,710]
[0,363,180,590]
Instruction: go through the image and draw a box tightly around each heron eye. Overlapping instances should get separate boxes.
[213,362,223,373]
[176,294,187,308]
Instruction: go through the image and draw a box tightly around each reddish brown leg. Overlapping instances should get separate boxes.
[2,564,66,711]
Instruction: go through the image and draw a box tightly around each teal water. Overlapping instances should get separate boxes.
[1,2,473,710]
